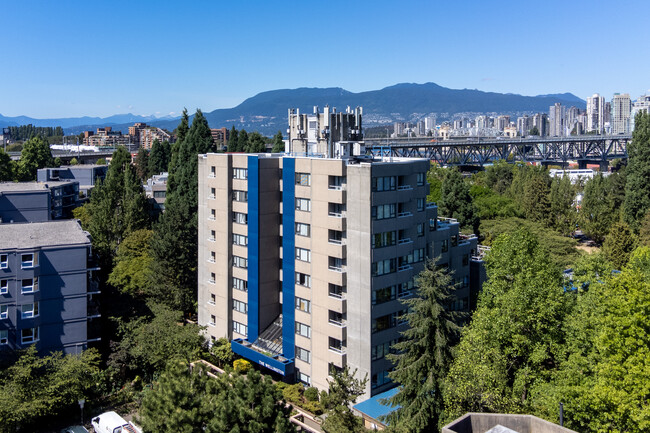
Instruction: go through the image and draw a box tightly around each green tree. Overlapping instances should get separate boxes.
[228,126,238,152]
[150,110,215,313]
[69,157,79,165]
[602,220,637,270]
[581,174,618,243]
[271,130,285,153]
[246,131,267,153]
[0,347,101,433]
[134,147,149,181]
[438,169,478,232]
[85,146,150,269]
[107,229,154,296]
[624,111,650,230]
[147,139,169,177]
[529,126,539,136]
[426,163,445,204]
[485,160,515,194]
[237,129,249,153]
[382,259,459,432]
[209,337,234,368]
[522,172,551,225]
[108,302,205,379]
[549,175,577,236]
[96,158,107,165]
[16,136,54,180]
[321,366,368,433]
[0,148,13,181]
[444,230,567,420]
[639,211,650,246]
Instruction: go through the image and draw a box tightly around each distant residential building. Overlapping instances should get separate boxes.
[503,126,517,138]
[393,122,404,137]
[0,181,80,222]
[83,127,130,147]
[38,164,108,196]
[631,94,650,131]
[611,93,632,134]
[517,115,532,136]
[587,93,605,133]
[424,116,436,133]
[495,115,510,132]
[416,120,426,136]
[532,113,548,136]
[128,123,171,149]
[144,172,168,214]
[549,103,566,137]
[211,127,230,149]
[0,220,99,354]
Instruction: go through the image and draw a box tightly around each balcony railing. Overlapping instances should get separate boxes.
[397,211,412,218]
[328,345,347,354]
[397,264,413,272]
[328,211,344,218]
[328,265,345,273]
[328,319,347,328]
[426,202,437,209]
[328,239,343,245]
[397,238,412,245]
[397,184,412,191]
[328,185,344,191]
[328,291,346,300]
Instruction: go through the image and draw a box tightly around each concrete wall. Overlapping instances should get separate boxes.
[441,413,577,433]
[0,191,50,223]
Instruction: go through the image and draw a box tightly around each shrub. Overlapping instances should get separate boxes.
[282,383,304,404]
[304,387,319,402]
[233,359,251,374]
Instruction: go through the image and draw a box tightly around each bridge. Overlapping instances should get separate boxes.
[9,149,117,165]
[366,135,631,169]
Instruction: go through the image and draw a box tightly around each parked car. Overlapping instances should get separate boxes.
[91,411,142,433]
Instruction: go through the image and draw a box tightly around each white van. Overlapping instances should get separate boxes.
[91,411,142,433]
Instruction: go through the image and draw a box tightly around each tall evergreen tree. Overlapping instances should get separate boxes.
[134,147,149,181]
[438,169,478,232]
[148,139,165,177]
[522,172,551,226]
[271,130,285,153]
[16,136,54,180]
[246,131,266,153]
[580,174,617,243]
[0,148,13,181]
[602,220,637,270]
[167,109,189,193]
[624,111,650,230]
[228,126,238,152]
[150,110,215,313]
[384,259,460,432]
[237,129,249,153]
[549,175,577,236]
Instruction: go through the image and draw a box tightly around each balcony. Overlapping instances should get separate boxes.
[397,237,412,245]
[397,211,413,218]
[328,318,347,328]
[397,264,413,272]
[397,184,412,191]
[426,202,437,209]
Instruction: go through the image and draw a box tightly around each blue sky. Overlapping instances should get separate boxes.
[2,0,649,118]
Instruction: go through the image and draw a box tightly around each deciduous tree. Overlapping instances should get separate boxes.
[438,169,478,232]
[16,136,54,180]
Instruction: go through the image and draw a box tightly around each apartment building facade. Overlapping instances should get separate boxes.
[0,181,80,222]
[0,220,100,354]
[198,154,480,398]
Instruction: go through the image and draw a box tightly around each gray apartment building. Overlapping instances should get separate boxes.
[38,164,108,196]
[197,106,483,399]
[0,181,80,222]
[0,220,100,354]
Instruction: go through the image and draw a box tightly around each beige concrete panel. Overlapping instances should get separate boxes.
[232,201,248,214]
[232,310,248,325]
[325,188,345,204]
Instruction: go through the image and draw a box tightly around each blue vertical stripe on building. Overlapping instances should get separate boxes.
[247,156,260,342]
[282,158,296,359]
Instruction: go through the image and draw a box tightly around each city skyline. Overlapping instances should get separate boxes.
[2,0,650,118]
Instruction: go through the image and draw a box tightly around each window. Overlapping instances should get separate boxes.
[210,230,216,241]
[233,321,247,337]
[371,203,396,220]
[0,305,7,319]
[328,284,345,298]
[232,190,248,202]
[295,272,311,288]
[210,209,216,220]
[21,253,35,268]
[441,239,448,253]
[0,254,6,269]
[372,370,392,389]
[297,371,311,386]
[233,234,248,247]
[417,172,425,186]
[371,258,396,276]
[210,166,216,177]
[329,175,345,189]
[232,277,248,292]
[329,202,345,216]
[328,337,345,353]
[328,256,345,271]
[295,322,311,338]
[233,212,248,225]
[328,230,343,244]
[463,254,469,266]
[209,273,216,284]
[0,280,7,295]
[417,223,424,237]
[295,247,311,263]
[372,311,406,333]
[209,251,216,263]
[295,198,311,212]
[429,218,437,231]
[295,173,311,186]
[210,187,216,199]
[209,315,216,326]
[296,346,311,364]
[417,198,425,211]
[0,330,6,345]
[209,293,216,304]
[295,223,310,237]
[451,235,458,247]
[153,190,166,198]
[21,278,38,294]
[463,276,470,288]
[372,176,396,192]
[233,299,248,314]
[21,327,39,344]
[372,285,397,305]
[295,297,311,313]
[399,279,415,297]
[328,363,344,376]
[400,248,425,267]
[21,302,38,319]
[233,256,248,269]
[372,339,398,361]
[372,231,396,249]
[233,168,248,179]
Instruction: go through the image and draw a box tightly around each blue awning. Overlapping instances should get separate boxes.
[353,387,400,422]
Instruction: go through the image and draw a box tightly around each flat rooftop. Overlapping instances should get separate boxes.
[0,181,77,193]
[0,220,91,249]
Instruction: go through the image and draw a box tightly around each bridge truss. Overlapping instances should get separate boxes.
[366,135,631,167]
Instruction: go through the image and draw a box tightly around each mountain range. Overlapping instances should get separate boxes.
[1,83,586,136]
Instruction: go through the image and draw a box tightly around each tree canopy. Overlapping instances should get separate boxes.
[624,111,650,230]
